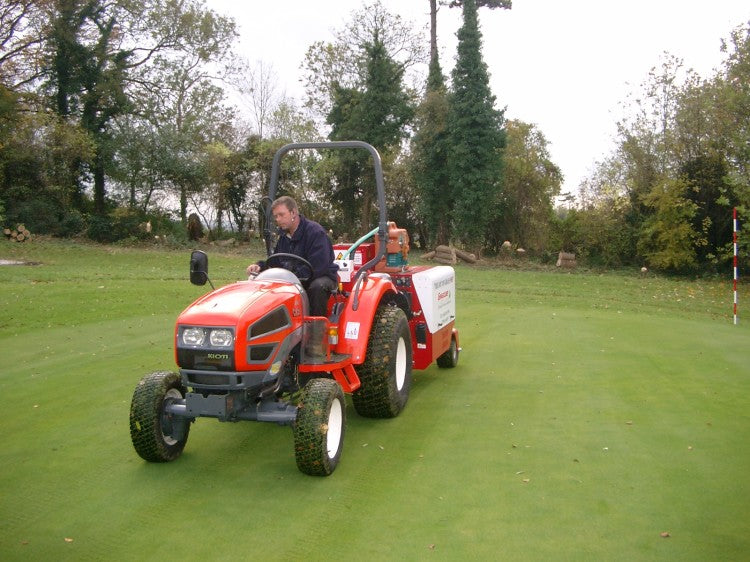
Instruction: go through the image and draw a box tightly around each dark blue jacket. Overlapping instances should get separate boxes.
[262,215,338,283]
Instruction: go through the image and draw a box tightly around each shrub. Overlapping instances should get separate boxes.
[59,210,87,237]
[87,214,115,243]
[10,198,61,235]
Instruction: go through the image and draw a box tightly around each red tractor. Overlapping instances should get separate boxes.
[129,141,459,476]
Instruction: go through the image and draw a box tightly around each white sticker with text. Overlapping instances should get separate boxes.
[345,321,360,340]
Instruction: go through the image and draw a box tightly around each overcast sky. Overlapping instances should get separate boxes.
[207,0,749,195]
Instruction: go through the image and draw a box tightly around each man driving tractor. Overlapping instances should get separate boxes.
[246,196,338,317]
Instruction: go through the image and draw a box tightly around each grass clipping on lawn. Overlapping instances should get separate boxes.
[0,239,748,560]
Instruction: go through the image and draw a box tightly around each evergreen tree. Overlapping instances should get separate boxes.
[447,0,506,251]
[327,33,413,232]
[411,31,451,245]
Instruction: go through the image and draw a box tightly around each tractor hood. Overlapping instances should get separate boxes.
[175,274,308,375]
[177,278,305,328]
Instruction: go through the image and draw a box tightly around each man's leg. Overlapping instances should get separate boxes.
[307,276,337,316]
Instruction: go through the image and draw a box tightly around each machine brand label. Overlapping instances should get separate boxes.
[206,353,229,360]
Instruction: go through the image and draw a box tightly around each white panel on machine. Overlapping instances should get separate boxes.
[335,259,353,283]
[412,266,455,333]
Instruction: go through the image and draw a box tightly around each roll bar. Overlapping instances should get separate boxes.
[264,141,388,280]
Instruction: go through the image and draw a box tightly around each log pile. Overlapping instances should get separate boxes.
[556,251,576,268]
[423,245,477,265]
[3,224,32,242]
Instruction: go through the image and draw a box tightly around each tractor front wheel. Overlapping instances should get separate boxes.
[353,305,412,418]
[293,378,346,476]
[130,371,191,462]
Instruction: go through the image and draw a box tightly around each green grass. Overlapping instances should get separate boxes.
[1,239,748,560]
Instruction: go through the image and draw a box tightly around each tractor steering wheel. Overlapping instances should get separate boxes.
[265,253,314,284]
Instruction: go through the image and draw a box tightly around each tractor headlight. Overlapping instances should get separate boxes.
[179,326,234,348]
[182,327,206,346]
[209,328,234,347]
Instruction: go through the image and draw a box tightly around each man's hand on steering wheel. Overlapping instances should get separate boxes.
[264,253,314,284]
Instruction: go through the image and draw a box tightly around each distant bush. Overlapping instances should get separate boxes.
[9,198,61,235]
[59,210,87,237]
[87,214,115,243]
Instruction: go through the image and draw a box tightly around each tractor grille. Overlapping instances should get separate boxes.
[176,349,234,371]
[182,369,268,390]
[188,372,231,386]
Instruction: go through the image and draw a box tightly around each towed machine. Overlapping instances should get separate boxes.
[129,141,460,476]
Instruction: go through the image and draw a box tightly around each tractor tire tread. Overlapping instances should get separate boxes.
[352,305,412,418]
[129,371,189,462]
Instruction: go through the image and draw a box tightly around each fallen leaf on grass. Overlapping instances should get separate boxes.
[660,532,670,538]
[64,537,74,543]
[428,544,436,550]
[522,478,530,483]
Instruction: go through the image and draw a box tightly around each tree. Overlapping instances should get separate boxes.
[446,0,506,251]
[0,0,45,90]
[235,60,281,139]
[637,176,700,271]
[128,62,236,222]
[301,0,425,125]
[571,156,638,267]
[106,1,237,222]
[493,119,562,253]
[446,0,512,7]
[38,0,238,217]
[0,108,93,234]
[411,0,451,246]
[714,22,750,270]
[327,33,414,232]
[300,2,420,234]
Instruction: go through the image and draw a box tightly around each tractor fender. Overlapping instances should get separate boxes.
[335,275,407,365]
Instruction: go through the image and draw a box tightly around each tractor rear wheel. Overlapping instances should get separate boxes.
[130,371,190,462]
[352,305,412,418]
[294,378,346,476]
[436,335,459,368]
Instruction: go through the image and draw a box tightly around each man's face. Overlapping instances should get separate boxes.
[273,204,296,232]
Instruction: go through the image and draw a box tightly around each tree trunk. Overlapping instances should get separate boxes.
[93,152,106,214]
[180,185,188,224]
[429,0,438,62]
[360,191,372,235]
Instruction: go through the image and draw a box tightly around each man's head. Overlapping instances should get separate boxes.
[271,196,299,234]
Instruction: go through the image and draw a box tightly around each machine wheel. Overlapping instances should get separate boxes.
[294,378,346,476]
[436,335,459,368]
[352,305,412,418]
[130,371,190,462]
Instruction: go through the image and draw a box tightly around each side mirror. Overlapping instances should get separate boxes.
[190,250,209,286]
